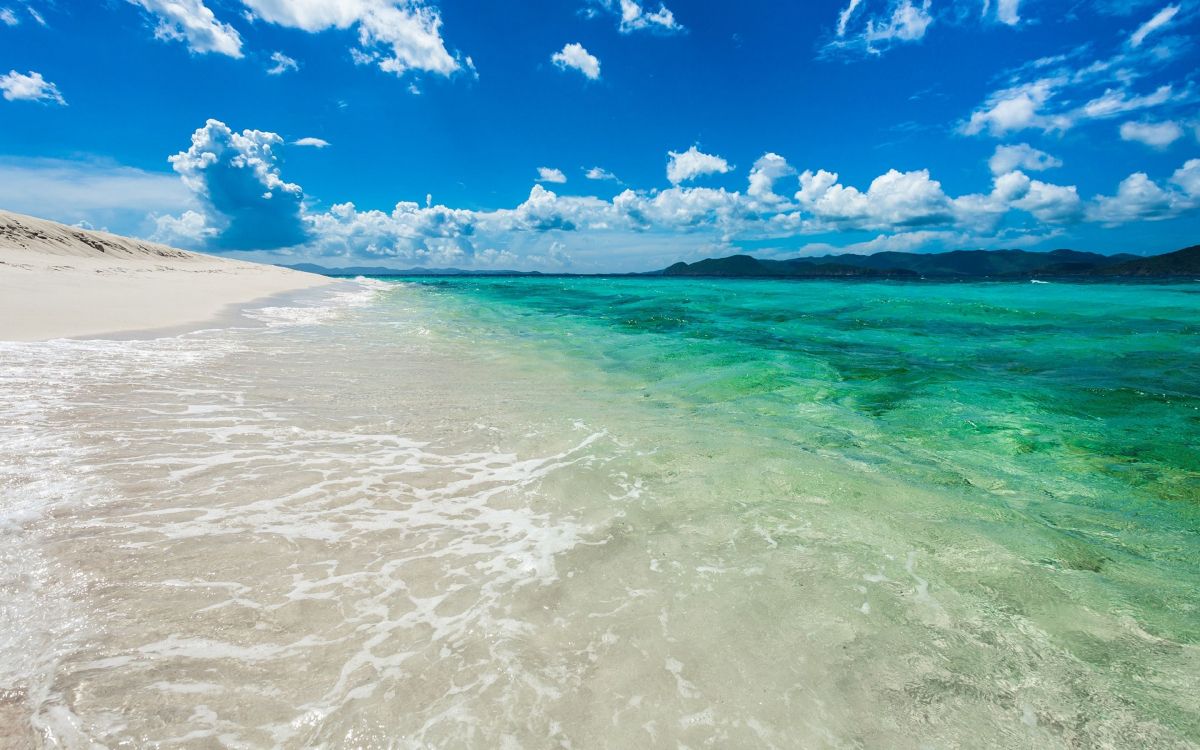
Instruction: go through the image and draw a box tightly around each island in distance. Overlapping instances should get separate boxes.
[289,245,1200,279]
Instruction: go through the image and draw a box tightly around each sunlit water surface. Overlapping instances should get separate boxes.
[1,277,1198,748]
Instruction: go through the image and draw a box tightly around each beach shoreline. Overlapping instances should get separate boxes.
[0,210,336,342]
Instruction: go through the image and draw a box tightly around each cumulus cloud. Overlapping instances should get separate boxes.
[988,144,1062,175]
[962,79,1068,135]
[1119,119,1183,148]
[267,51,299,75]
[126,0,243,57]
[587,0,683,34]
[0,70,65,105]
[292,137,330,148]
[585,166,620,181]
[667,146,732,185]
[994,0,1022,25]
[166,119,309,250]
[240,0,460,77]
[551,42,600,80]
[1130,4,1179,47]
[0,7,17,25]
[126,120,1200,269]
[747,153,796,203]
[795,167,954,230]
[1088,160,1200,224]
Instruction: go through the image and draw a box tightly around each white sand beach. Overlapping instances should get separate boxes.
[0,210,333,341]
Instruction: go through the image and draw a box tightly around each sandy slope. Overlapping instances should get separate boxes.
[0,210,334,341]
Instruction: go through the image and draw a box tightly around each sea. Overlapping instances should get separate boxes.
[1,276,1197,748]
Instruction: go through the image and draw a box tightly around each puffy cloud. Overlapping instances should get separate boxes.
[585,166,620,182]
[127,120,1200,269]
[1119,119,1183,148]
[126,0,243,57]
[0,7,17,25]
[167,119,309,250]
[1011,176,1083,223]
[988,144,1062,175]
[1088,163,1199,224]
[536,167,568,183]
[795,168,953,229]
[995,0,1022,25]
[587,0,683,34]
[963,79,1067,135]
[239,0,460,77]
[1130,4,1179,47]
[0,70,65,105]
[551,42,600,80]
[267,51,299,75]
[1171,158,1200,197]
[151,209,218,246]
[746,153,796,203]
[667,146,732,185]
[293,137,330,148]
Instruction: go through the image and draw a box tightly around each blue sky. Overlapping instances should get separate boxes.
[1,0,1198,271]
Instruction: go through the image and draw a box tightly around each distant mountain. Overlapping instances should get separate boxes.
[657,246,1195,279]
[661,255,917,278]
[1093,244,1200,277]
[284,263,540,277]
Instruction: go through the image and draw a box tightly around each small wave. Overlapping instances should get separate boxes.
[244,277,391,328]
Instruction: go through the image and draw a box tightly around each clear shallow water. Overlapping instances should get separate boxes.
[1,278,1197,747]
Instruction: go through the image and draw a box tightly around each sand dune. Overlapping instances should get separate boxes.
[0,210,334,341]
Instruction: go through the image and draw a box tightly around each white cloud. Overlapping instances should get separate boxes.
[995,0,1022,25]
[585,166,620,181]
[0,7,17,25]
[267,51,299,75]
[1081,84,1174,119]
[587,0,683,34]
[616,0,681,33]
[1130,4,1179,47]
[988,144,1062,175]
[867,0,932,45]
[1119,119,1183,148]
[747,153,796,202]
[293,137,331,148]
[239,0,460,77]
[963,79,1067,135]
[166,119,308,249]
[667,146,732,184]
[70,118,1193,270]
[795,167,953,230]
[1171,158,1200,197]
[551,42,600,80]
[126,0,243,57]
[831,0,932,55]
[0,70,65,105]
[1088,161,1200,224]
[836,0,863,36]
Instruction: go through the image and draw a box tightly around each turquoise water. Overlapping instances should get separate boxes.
[5,277,1198,747]
[383,276,1200,741]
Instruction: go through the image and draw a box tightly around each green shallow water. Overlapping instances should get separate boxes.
[380,276,1200,743]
